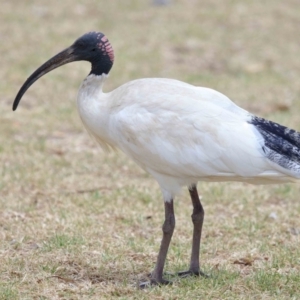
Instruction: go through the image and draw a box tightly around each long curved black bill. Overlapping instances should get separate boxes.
[13,46,77,111]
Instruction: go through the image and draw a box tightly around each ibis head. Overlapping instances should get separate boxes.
[13,31,114,111]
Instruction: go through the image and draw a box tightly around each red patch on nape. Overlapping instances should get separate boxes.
[98,35,114,62]
[101,36,108,42]
[104,42,114,62]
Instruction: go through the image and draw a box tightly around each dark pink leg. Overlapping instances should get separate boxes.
[140,199,175,288]
[178,185,207,277]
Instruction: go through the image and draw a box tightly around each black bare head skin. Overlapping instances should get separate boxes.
[72,31,114,75]
[13,31,114,111]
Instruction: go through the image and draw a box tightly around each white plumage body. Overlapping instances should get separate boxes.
[77,75,299,198]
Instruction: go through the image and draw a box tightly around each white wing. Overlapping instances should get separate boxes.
[108,80,290,183]
[78,77,296,194]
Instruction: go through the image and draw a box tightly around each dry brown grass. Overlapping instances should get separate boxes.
[1,0,300,299]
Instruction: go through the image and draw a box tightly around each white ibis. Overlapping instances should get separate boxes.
[13,31,300,287]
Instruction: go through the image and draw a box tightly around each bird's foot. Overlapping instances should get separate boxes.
[139,272,173,289]
[139,278,172,289]
[177,269,209,278]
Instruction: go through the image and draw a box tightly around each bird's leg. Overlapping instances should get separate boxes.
[178,184,207,278]
[151,200,175,283]
[139,199,175,288]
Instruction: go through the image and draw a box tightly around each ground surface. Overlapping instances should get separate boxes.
[1,1,300,299]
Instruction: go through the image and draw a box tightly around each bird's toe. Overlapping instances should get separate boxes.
[177,269,209,278]
[139,278,172,289]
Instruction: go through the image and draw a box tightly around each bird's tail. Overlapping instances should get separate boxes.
[249,116,300,177]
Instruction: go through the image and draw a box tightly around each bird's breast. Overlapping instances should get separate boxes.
[77,78,117,151]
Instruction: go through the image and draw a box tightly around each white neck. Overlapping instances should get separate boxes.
[77,73,115,151]
[78,73,108,102]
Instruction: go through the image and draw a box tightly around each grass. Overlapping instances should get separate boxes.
[1,0,300,299]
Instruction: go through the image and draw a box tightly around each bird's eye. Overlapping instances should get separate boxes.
[91,48,96,52]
